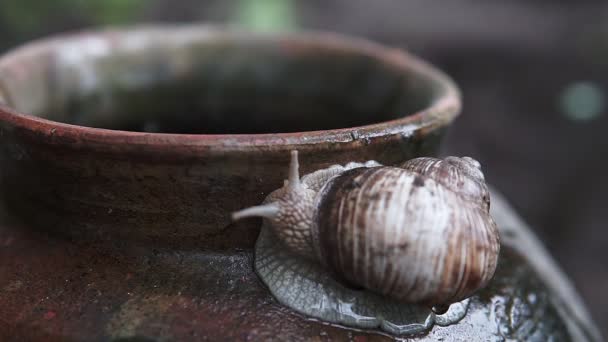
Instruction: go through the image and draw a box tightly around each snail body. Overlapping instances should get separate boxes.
[233,151,500,307]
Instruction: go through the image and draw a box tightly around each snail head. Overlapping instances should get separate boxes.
[232,150,316,259]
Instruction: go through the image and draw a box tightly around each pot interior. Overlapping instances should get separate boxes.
[1,30,436,134]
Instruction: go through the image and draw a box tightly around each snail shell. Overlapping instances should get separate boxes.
[233,151,500,306]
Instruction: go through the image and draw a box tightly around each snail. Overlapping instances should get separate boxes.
[233,151,500,308]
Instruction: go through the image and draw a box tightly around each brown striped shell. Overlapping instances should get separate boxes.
[312,162,499,305]
[232,151,500,306]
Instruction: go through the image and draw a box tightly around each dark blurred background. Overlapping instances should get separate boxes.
[1,0,606,335]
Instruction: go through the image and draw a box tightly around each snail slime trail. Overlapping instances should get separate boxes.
[232,151,500,335]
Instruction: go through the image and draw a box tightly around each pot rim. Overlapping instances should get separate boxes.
[0,24,461,154]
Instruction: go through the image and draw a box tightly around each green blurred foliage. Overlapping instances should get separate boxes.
[83,0,147,25]
[235,0,296,32]
[0,0,145,38]
[0,0,297,49]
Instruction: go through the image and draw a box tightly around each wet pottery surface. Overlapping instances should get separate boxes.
[0,192,597,341]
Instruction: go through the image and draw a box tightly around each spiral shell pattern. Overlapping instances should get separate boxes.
[312,166,500,305]
[400,157,489,209]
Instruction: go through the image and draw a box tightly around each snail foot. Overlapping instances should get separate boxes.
[254,225,470,336]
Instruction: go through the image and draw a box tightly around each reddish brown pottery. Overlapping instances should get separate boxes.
[0,25,462,341]
[0,25,459,252]
[3,25,597,341]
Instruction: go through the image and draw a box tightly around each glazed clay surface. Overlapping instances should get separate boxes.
[0,26,460,251]
[0,190,600,341]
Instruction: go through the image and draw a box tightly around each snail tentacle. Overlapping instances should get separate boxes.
[287,150,302,190]
[231,203,279,221]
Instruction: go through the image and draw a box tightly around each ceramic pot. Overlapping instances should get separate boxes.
[0,25,459,250]
[0,26,599,341]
